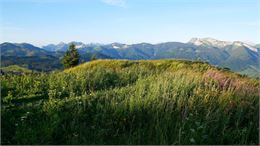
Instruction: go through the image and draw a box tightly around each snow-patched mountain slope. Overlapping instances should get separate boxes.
[190,38,258,52]
[232,41,258,52]
[189,38,232,48]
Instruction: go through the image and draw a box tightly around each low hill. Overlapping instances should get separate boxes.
[1,60,259,145]
[0,65,32,74]
[1,56,63,72]
[0,43,111,71]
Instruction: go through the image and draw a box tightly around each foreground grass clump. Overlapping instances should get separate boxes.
[1,59,259,145]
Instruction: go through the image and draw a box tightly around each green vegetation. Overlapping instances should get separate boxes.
[62,44,80,68]
[1,56,63,72]
[1,60,259,145]
[0,65,32,73]
[90,54,97,61]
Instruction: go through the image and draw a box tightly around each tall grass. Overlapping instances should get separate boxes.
[1,60,259,144]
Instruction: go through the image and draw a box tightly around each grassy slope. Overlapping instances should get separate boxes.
[0,65,33,73]
[1,59,259,145]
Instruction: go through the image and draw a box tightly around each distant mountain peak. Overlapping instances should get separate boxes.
[68,42,86,49]
[111,42,126,49]
[58,42,66,45]
[112,45,120,49]
[232,41,258,52]
[189,38,203,45]
[189,37,232,48]
[232,41,244,46]
[189,38,258,52]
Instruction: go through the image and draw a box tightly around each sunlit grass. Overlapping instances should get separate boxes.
[1,59,259,144]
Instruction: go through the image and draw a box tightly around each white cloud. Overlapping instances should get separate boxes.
[101,0,126,7]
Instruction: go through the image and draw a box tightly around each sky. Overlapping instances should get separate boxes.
[0,0,259,46]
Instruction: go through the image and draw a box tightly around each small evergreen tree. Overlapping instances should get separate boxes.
[62,44,80,68]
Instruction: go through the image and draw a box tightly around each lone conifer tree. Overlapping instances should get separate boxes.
[62,44,80,68]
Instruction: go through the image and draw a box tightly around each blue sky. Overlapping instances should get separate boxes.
[0,0,259,46]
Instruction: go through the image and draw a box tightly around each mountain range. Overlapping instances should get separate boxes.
[1,38,259,77]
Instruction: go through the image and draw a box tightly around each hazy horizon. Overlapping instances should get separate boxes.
[0,0,259,46]
[1,37,260,48]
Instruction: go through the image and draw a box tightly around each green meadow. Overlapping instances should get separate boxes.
[1,60,259,144]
